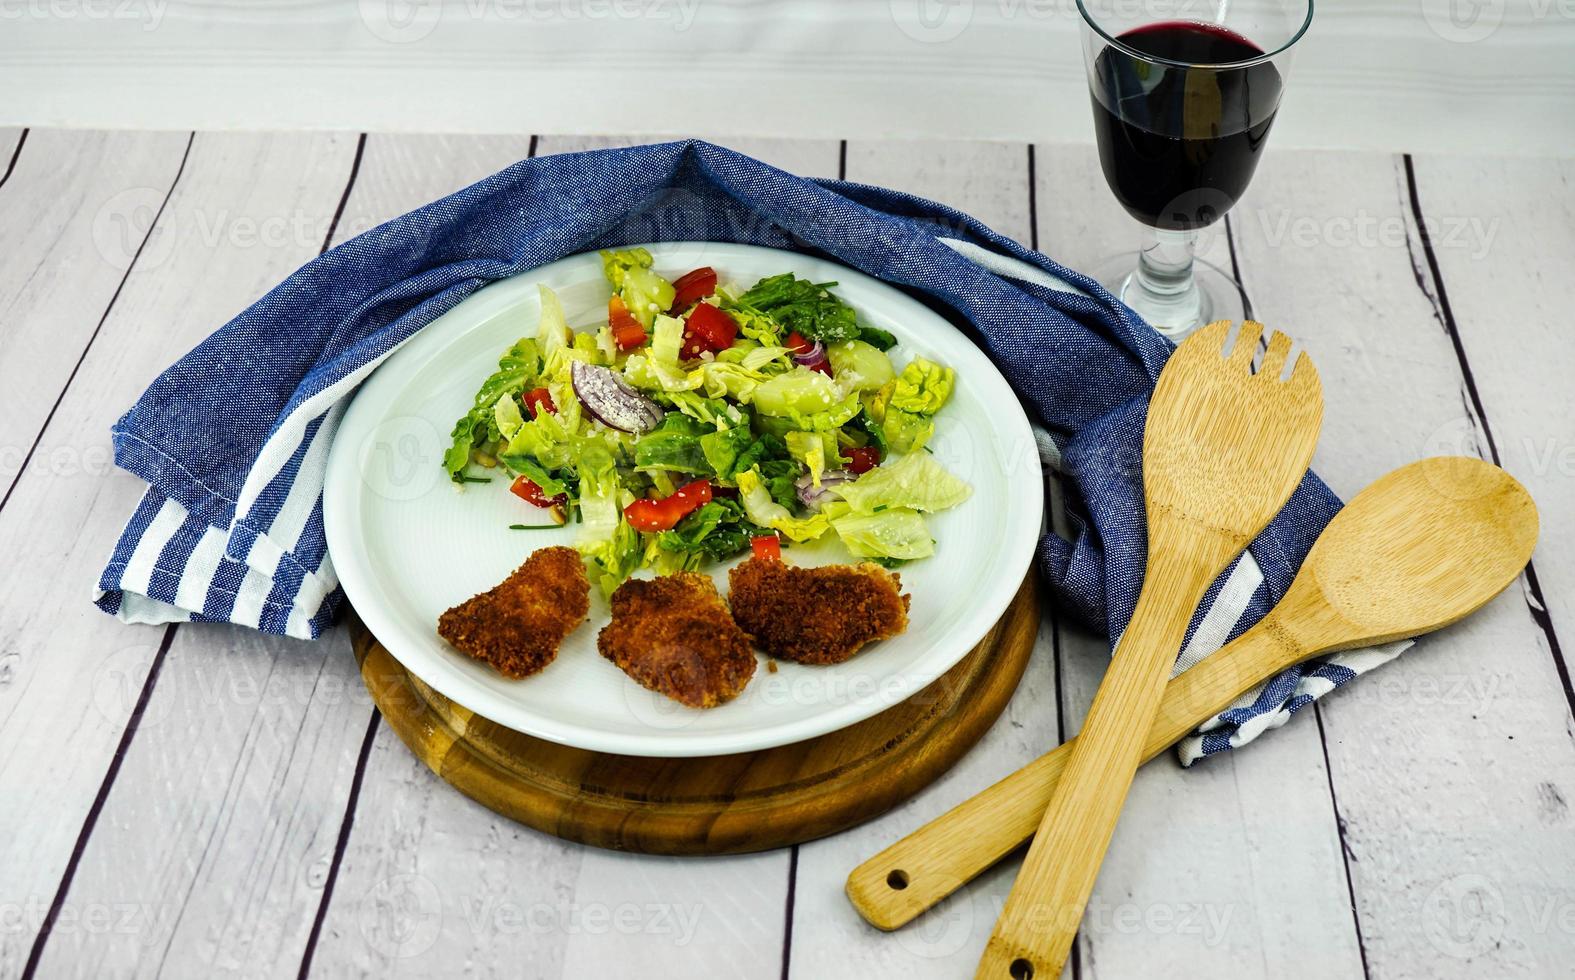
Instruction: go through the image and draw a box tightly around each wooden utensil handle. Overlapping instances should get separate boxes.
[846,619,1287,931]
[978,543,1223,979]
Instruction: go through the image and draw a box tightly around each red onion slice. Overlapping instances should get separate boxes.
[792,339,827,367]
[570,360,665,434]
[795,468,854,509]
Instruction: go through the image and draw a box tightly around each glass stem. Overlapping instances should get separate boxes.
[1119,226,1211,339]
[1135,227,1197,299]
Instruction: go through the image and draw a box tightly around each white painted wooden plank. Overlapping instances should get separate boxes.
[2,2,1573,156]
[29,627,372,980]
[308,133,839,979]
[0,130,359,975]
[1323,152,1575,978]
[843,139,1033,247]
[1410,154,1575,674]
[15,132,369,980]
[1226,149,1575,979]
[0,129,189,499]
[1012,141,1361,977]
[332,133,535,240]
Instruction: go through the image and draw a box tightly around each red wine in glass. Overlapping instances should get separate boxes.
[1076,1,1309,339]
[1090,21,1283,231]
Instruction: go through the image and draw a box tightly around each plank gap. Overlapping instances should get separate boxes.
[0,129,27,192]
[1400,152,1575,722]
[20,622,180,980]
[0,131,195,519]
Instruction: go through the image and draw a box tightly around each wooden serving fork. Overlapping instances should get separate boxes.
[976,320,1323,979]
[848,455,1538,931]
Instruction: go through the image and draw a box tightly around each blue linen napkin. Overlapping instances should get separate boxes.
[95,139,1407,763]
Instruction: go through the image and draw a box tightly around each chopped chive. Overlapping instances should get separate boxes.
[461,476,492,484]
[508,524,530,530]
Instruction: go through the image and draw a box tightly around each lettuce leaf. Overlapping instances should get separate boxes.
[873,357,956,453]
[736,273,860,342]
[785,431,830,488]
[717,295,785,347]
[573,440,640,594]
[633,414,713,476]
[737,467,831,542]
[698,422,754,478]
[890,357,955,415]
[442,336,542,481]
[830,451,972,515]
[600,248,674,328]
[832,508,935,560]
[655,498,764,567]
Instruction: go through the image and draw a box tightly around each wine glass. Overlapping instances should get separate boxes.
[1077,0,1313,339]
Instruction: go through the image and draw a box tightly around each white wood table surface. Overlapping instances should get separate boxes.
[1,129,1572,980]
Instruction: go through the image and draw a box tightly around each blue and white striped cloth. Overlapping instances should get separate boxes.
[95,139,1409,763]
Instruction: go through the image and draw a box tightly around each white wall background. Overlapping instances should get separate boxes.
[2,0,1573,155]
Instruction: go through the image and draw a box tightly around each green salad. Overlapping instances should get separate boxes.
[443,249,973,594]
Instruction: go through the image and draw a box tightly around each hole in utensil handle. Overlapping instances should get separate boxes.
[1009,957,1035,979]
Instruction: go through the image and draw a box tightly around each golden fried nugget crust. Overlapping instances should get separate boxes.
[727,558,910,665]
[597,572,757,709]
[437,546,590,679]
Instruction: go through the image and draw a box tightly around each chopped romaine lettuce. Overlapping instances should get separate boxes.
[600,248,675,327]
[891,357,955,414]
[651,313,685,367]
[442,336,542,481]
[830,450,972,514]
[655,498,763,567]
[492,392,526,442]
[737,467,831,542]
[633,414,713,476]
[717,295,785,347]
[698,422,753,477]
[873,356,956,453]
[832,508,935,560]
[736,273,860,342]
[785,431,832,488]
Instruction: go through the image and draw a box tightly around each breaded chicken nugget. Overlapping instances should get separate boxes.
[597,572,756,708]
[437,545,590,679]
[727,558,910,665]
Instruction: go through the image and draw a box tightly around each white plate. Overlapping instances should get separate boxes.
[325,243,1042,757]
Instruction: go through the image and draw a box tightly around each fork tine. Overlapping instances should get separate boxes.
[1260,331,1293,378]
[1182,319,1234,359]
[1287,349,1320,390]
[1228,320,1263,368]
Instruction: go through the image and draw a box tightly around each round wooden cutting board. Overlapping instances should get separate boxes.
[350,574,1038,855]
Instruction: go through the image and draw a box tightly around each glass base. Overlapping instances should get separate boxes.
[1086,253,1250,341]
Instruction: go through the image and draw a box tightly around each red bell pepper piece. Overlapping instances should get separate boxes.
[609,296,647,350]
[624,479,713,532]
[842,446,881,475]
[509,474,566,508]
[521,387,556,418]
[669,266,718,313]
[681,303,739,360]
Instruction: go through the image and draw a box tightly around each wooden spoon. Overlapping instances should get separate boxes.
[848,456,1537,932]
[977,320,1323,980]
